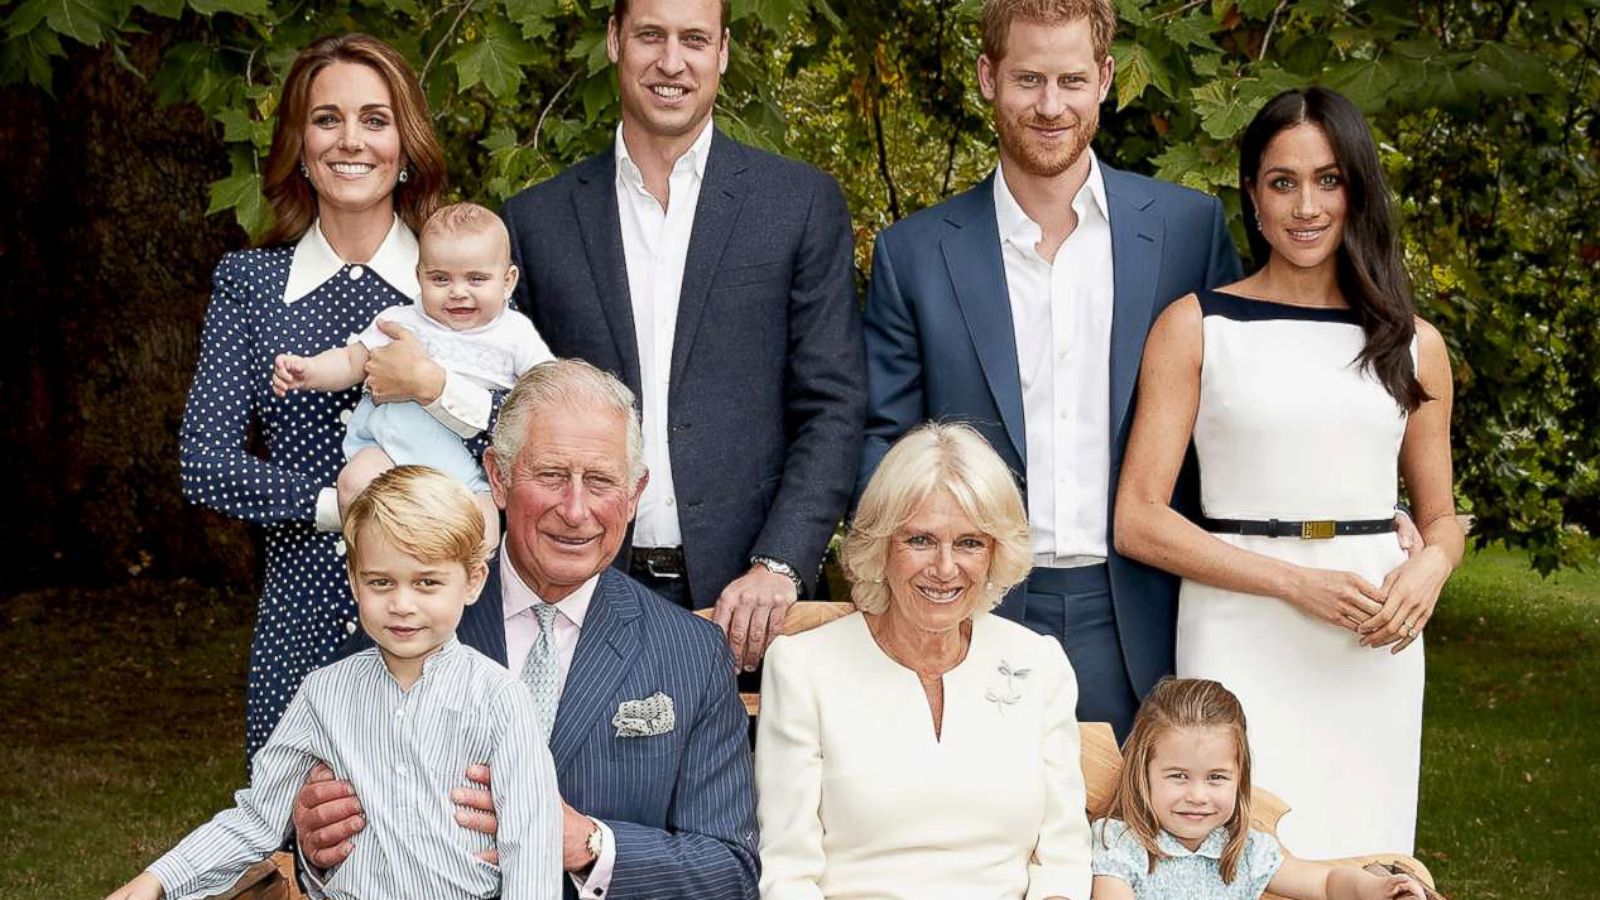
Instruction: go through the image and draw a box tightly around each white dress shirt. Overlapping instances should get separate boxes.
[614,120,714,549]
[286,217,498,531]
[499,554,616,898]
[994,156,1115,566]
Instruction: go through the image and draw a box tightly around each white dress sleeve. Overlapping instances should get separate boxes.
[754,636,828,900]
[1026,634,1093,900]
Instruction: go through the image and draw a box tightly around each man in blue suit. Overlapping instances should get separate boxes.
[859,0,1240,740]
[500,0,864,675]
[295,360,758,899]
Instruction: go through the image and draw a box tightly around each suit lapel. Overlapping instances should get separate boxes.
[941,176,1027,466]
[571,153,643,397]
[668,129,748,390]
[458,556,508,667]
[1104,167,1163,440]
[548,570,644,770]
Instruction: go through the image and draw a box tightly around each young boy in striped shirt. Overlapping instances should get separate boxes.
[108,466,562,900]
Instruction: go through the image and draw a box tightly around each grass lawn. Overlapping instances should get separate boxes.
[0,548,1594,898]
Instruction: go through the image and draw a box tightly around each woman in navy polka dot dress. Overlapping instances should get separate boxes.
[180,35,498,762]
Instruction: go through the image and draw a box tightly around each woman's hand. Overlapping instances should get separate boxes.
[1284,567,1386,633]
[1359,546,1452,652]
[104,873,163,900]
[364,321,445,405]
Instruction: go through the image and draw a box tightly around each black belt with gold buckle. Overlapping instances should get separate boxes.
[1201,517,1396,540]
[630,546,687,579]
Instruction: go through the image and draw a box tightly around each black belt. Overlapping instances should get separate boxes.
[1201,517,1395,540]
[630,546,686,579]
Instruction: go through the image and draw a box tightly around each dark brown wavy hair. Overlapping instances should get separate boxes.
[1240,87,1427,411]
[1104,678,1253,884]
[258,34,445,247]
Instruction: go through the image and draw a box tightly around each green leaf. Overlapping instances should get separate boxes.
[188,0,272,15]
[579,70,614,123]
[1151,142,1236,193]
[1113,0,1148,28]
[1190,78,1258,140]
[449,18,539,97]
[6,0,119,46]
[0,22,64,91]
[503,0,559,38]
[207,167,268,236]
[214,107,255,142]
[1321,59,1389,112]
[1164,13,1221,52]
[1111,40,1174,111]
[136,0,184,17]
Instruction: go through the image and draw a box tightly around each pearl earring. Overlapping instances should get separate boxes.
[299,162,310,179]
[397,166,410,184]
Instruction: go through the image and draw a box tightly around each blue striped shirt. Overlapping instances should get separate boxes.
[147,638,561,900]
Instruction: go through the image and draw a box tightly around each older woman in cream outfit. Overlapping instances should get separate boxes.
[756,423,1092,900]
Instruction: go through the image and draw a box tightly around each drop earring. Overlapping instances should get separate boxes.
[300,162,310,179]
[397,166,410,184]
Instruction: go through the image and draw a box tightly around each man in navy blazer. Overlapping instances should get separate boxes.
[296,360,758,899]
[859,0,1240,739]
[499,0,864,672]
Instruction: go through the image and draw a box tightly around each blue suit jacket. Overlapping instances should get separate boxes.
[859,165,1241,699]
[502,129,865,604]
[352,563,759,899]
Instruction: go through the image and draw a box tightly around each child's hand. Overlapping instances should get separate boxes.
[1364,873,1425,899]
[272,353,309,397]
[104,872,164,900]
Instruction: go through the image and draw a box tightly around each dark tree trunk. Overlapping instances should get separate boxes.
[1,35,257,595]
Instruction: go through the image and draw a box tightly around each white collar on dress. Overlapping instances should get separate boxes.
[1155,825,1230,859]
[499,539,599,630]
[993,151,1109,249]
[283,215,420,305]
[614,118,714,194]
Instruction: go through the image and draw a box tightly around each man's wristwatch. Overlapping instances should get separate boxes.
[585,815,605,864]
[751,555,804,595]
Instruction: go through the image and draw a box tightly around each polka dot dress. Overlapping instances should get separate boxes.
[179,244,407,764]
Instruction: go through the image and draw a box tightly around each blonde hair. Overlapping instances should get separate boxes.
[841,422,1031,615]
[1106,678,1254,883]
[490,359,646,486]
[343,465,489,579]
[260,34,445,246]
[420,202,512,261]
[979,0,1116,62]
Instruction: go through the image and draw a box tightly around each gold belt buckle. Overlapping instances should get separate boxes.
[1300,520,1336,540]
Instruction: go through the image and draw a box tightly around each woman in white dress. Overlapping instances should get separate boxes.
[1113,87,1464,860]
[756,423,1093,900]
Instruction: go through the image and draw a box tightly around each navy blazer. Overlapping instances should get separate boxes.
[346,563,759,899]
[501,129,866,604]
[859,165,1242,699]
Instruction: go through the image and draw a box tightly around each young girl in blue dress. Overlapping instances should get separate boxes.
[1091,678,1425,900]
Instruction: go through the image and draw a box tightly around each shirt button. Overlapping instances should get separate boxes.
[339,408,353,425]
[349,265,365,280]
[395,708,405,718]
[345,620,358,635]
[395,764,407,776]
[335,539,348,557]
[665,497,675,507]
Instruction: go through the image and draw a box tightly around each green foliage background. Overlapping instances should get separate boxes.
[5,0,1598,572]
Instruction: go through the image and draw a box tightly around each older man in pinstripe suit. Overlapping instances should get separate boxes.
[296,360,758,900]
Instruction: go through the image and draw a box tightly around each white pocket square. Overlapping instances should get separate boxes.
[612,692,676,738]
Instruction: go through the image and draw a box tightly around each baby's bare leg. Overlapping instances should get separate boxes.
[474,492,501,556]
[337,448,396,514]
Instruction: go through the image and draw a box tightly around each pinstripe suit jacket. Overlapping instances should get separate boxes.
[456,561,760,900]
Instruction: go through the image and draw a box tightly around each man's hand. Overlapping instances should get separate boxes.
[1394,511,1421,559]
[293,763,364,869]
[104,872,163,900]
[713,565,797,672]
[561,801,599,873]
[450,764,500,864]
[364,321,445,405]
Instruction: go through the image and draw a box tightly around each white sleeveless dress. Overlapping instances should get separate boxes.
[1175,291,1422,859]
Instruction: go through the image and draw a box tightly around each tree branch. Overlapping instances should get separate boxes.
[532,69,581,152]
[421,0,476,85]
[1259,0,1290,61]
